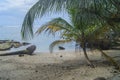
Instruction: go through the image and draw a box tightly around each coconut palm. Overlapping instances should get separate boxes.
[36,16,120,70]
[35,7,115,66]
[21,0,120,68]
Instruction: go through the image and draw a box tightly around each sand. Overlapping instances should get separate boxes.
[0,50,120,80]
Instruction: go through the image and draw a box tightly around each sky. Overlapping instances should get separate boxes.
[0,0,69,27]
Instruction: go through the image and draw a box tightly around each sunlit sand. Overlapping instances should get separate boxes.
[0,50,119,80]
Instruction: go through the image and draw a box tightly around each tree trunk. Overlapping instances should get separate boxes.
[82,44,94,68]
[99,49,120,71]
[81,32,94,68]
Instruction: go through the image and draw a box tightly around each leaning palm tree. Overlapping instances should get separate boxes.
[21,0,120,68]
[35,5,115,66]
[36,17,96,67]
[36,15,120,69]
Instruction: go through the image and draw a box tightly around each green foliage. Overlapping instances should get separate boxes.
[21,0,120,51]
[21,0,120,40]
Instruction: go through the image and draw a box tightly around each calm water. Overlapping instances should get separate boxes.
[0,26,75,52]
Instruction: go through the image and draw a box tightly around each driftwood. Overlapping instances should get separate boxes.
[0,45,36,56]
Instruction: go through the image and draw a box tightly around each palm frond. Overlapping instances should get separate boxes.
[86,24,111,42]
[21,0,116,39]
[21,0,67,40]
[49,39,71,53]
[36,17,73,35]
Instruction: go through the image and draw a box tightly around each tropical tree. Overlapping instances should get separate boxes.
[21,0,120,69]
[35,17,97,67]
[36,7,118,67]
[35,14,120,69]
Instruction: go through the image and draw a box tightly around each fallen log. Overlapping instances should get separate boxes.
[0,45,36,56]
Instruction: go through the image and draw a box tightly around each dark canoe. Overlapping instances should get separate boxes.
[58,46,65,50]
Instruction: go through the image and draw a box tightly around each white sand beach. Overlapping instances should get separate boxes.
[0,1,120,80]
[0,50,120,80]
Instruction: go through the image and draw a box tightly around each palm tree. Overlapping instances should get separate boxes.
[21,0,120,69]
[35,5,117,66]
[35,15,119,69]
[36,17,96,67]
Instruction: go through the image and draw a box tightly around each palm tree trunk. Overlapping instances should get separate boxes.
[81,32,94,68]
[82,44,94,68]
[99,49,120,71]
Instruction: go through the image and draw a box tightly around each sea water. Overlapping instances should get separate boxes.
[0,26,75,53]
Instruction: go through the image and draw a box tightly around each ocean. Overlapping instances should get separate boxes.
[0,26,75,53]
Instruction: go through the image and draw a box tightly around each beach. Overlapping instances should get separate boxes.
[0,50,119,80]
[0,0,120,80]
